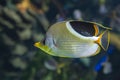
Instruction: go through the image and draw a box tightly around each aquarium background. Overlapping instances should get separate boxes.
[0,0,120,80]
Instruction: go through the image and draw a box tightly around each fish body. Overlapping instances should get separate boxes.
[35,20,111,58]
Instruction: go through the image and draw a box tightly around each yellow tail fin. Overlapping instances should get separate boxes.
[95,30,110,51]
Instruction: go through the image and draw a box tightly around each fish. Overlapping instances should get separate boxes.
[34,20,111,58]
[44,57,65,74]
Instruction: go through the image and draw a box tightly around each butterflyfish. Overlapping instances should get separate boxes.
[34,20,111,58]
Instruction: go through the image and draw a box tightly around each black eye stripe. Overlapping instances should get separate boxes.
[70,21,96,37]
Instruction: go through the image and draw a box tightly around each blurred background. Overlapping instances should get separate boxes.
[0,0,120,80]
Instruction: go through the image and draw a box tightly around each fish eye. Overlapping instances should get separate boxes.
[69,21,97,37]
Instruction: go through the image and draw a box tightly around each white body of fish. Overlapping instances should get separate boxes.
[45,21,100,58]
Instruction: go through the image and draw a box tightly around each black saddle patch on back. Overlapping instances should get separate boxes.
[70,21,96,37]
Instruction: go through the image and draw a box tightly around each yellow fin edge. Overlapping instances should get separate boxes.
[94,30,110,51]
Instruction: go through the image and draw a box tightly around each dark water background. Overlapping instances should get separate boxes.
[0,0,120,80]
